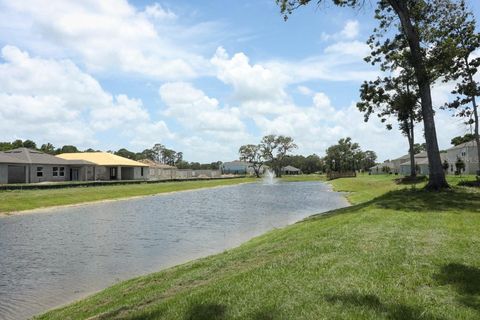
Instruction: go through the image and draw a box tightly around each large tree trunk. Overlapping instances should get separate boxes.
[407,119,416,177]
[388,0,449,190]
[472,96,480,173]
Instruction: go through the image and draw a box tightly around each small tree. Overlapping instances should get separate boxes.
[455,158,466,175]
[239,144,264,178]
[442,160,450,174]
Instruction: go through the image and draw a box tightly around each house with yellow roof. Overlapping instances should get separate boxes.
[56,152,148,181]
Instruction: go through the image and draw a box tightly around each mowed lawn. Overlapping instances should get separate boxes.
[37,174,480,320]
[0,178,253,214]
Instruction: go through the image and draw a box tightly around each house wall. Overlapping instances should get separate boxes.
[191,170,221,178]
[445,144,479,175]
[0,164,8,184]
[133,167,147,180]
[400,163,429,176]
[222,164,248,174]
[28,164,70,183]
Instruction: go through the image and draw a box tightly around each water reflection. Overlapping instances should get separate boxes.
[0,181,348,320]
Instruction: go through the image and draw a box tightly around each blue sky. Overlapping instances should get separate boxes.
[1,0,479,162]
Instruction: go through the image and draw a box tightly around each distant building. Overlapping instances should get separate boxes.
[370,141,479,176]
[221,160,253,175]
[282,165,301,175]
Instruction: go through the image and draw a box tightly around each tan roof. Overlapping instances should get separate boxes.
[56,152,148,167]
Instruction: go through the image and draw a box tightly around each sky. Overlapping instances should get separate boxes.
[1,0,480,163]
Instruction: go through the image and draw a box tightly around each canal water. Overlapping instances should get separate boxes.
[0,181,348,320]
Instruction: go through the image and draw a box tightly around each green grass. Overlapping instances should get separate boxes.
[37,175,480,319]
[280,174,326,182]
[0,178,253,214]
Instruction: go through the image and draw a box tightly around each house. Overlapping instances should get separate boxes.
[221,161,254,175]
[369,161,397,174]
[444,141,479,175]
[56,152,148,181]
[0,148,94,184]
[138,159,177,180]
[399,151,429,175]
[282,165,301,175]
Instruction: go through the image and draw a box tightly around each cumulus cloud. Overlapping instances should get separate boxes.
[0,0,210,80]
[159,82,245,133]
[0,45,171,148]
[321,19,360,41]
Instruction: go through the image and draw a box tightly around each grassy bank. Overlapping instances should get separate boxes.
[0,178,253,214]
[37,174,480,319]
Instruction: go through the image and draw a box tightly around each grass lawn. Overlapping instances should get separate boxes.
[37,174,480,319]
[0,178,253,214]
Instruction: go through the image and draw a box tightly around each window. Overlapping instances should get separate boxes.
[59,167,65,177]
[141,167,144,176]
[36,167,43,177]
[53,167,58,176]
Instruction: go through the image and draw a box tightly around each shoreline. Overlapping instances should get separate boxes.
[35,183,349,318]
[0,181,254,218]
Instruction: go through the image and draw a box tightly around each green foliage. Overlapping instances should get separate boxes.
[324,137,375,172]
[239,144,264,177]
[451,133,476,146]
[455,158,466,174]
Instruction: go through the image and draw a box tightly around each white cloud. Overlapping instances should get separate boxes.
[159,82,245,133]
[0,45,171,148]
[297,85,313,96]
[321,19,360,41]
[0,0,210,80]
[341,20,360,39]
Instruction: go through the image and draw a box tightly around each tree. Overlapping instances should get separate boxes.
[324,137,362,173]
[260,135,297,177]
[358,150,378,172]
[455,158,466,174]
[432,0,480,172]
[115,148,137,160]
[413,143,427,154]
[239,144,264,178]
[0,142,13,151]
[40,143,55,154]
[277,0,449,189]
[358,63,421,177]
[442,159,450,173]
[57,145,79,154]
[451,133,475,146]
[12,139,24,148]
[22,140,37,149]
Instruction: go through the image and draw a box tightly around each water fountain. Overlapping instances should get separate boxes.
[262,169,277,185]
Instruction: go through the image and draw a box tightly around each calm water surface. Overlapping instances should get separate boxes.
[0,181,348,320]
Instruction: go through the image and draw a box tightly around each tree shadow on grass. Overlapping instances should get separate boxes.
[434,263,480,312]
[324,293,446,320]
[306,188,479,224]
[184,303,227,320]
[367,188,480,213]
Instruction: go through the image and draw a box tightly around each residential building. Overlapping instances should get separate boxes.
[282,165,301,175]
[0,148,94,184]
[221,160,254,175]
[444,141,479,175]
[56,152,148,181]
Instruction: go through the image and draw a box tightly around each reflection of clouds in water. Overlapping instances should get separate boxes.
[0,181,348,320]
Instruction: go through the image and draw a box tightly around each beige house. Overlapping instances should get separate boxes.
[56,152,148,181]
[444,141,479,175]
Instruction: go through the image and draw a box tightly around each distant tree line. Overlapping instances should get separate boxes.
[0,139,221,170]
